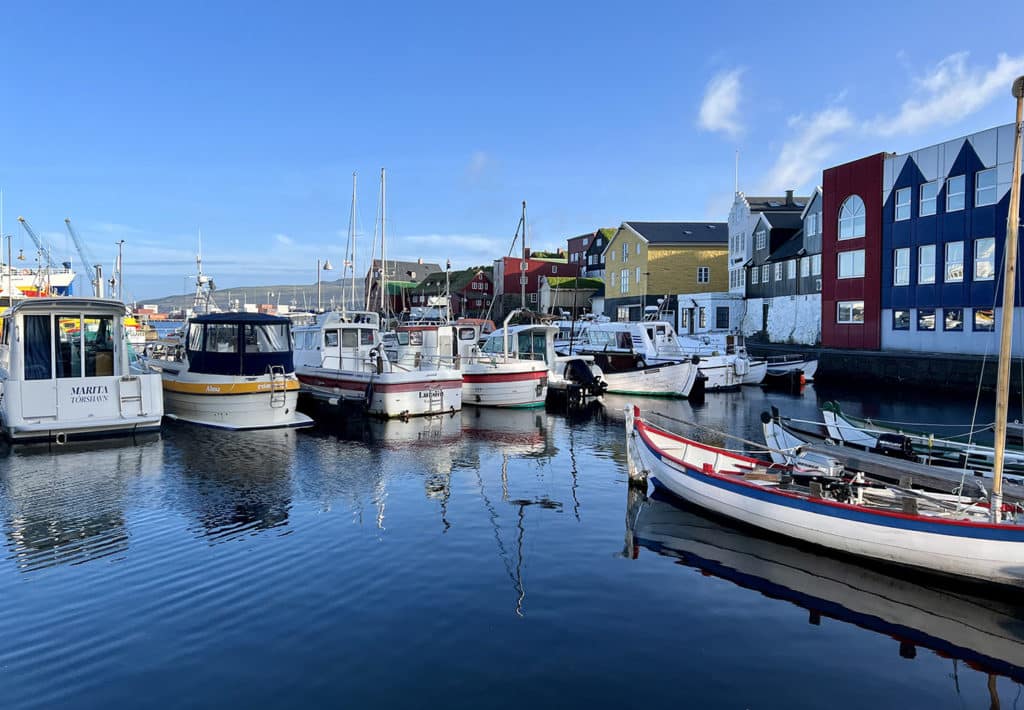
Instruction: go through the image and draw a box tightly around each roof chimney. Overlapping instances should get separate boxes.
[785,189,794,206]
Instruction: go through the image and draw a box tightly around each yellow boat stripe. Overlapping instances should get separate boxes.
[162,380,300,395]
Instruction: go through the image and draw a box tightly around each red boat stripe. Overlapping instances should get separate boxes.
[462,371,546,384]
[299,376,461,394]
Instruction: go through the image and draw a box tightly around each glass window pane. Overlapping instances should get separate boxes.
[918,309,935,331]
[975,237,995,281]
[204,324,238,352]
[24,315,53,380]
[325,330,339,347]
[245,323,289,352]
[947,175,965,211]
[895,188,911,220]
[188,323,204,350]
[361,329,375,346]
[341,329,358,347]
[83,315,115,377]
[55,315,82,378]
[920,181,938,216]
[944,308,963,331]
[974,308,995,331]
[893,310,910,330]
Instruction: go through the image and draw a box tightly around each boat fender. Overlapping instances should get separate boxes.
[376,352,384,375]
[690,354,701,365]
[733,357,749,376]
[634,354,646,369]
[364,381,374,408]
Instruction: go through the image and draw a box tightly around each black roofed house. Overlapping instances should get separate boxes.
[741,187,823,344]
[728,190,808,295]
[365,258,443,314]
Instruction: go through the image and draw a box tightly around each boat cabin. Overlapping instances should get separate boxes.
[0,297,163,441]
[293,311,384,372]
[383,323,482,367]
[183,313,295,376]
[481,325,558,364]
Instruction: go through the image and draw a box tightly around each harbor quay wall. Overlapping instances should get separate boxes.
[746,342,1024,397]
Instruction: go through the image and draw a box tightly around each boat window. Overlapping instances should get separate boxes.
[24,315,53,380]
[245,323,290,353]
[305,332,316,349]
[458,327,476,341]
[325,330,339,347]
[361,329,375,346]
[533,333,548,362]
[204,324,238,352]
[83,315,115,377]
[341,329,358,348]
[409,331,423,346]
[395,332,410,345]
[55,315,83,378]
[188,323,204,351]
[481,336,504,354]
[616,332,633,350]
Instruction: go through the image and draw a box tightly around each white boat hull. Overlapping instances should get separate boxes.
[741,359,768,385]
[461,360,547,408]
[162,388,310,430]
[601,360,700,398]
[0,374,164,442]
[299,367,463,418]
[626,408,1024,588]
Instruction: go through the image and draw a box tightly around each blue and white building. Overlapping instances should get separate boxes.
[881,124,1024,355]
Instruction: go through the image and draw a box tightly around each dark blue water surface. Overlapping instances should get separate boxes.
[1,385,1023,709]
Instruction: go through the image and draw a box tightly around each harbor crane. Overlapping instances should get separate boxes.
[16,216,55,268]
[64,217,104,297]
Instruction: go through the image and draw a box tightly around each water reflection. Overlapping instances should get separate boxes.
[630,489,1024,689]
[0,440,163,572]
[163,422,296,542]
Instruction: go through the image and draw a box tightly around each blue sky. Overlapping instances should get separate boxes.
[2,1,1024,300]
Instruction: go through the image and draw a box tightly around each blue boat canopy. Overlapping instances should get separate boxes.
[185,313,294,376]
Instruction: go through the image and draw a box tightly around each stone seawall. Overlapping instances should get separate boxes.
[747,342,1024,396]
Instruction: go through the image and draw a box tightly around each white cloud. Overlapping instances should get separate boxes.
[759,107,855,191]
[698,68,743,137]
[274,233,294,246]
[867,52,1024,137]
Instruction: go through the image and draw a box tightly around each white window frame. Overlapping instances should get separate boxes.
[895,187,911,221]
[787,260,796,279]
[812,254,821,276]
[697,266,710,283]
[945,241,964,283]
[552,265,558,274]
[838,195,866,239]
[800,257,810,277]
[755,230,767,250]
[974,237,995,281]
[761,264,769,283]
[975,168,997,207]
[837,300,865,324]
[620,268,629,294]
[947,175,965,212]
[893,247,910,286]
[920,181,938,217]
[635,266,641,285]
[751,266,759,285]
[622,243,629,262]
[635,243,641,255]
[918,244,936,284]
[837,249,865,279]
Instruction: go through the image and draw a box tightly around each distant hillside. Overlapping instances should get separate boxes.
[142,278,365,314]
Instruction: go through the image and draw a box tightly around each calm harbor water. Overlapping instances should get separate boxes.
[1,384,1022,709]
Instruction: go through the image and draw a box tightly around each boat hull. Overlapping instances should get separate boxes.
[627,409,1024,588]
[601,360,700,397]
[461,361,547,408]
[299,368,463,418]
[162,388,310,430]
[741,359,768,385]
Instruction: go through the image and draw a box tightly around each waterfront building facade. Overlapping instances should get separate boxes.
[727,192,807,295]
[821,153,886,349]
[740,188,823,344]
[583,228,614,279]
[880,124,1024,355]
[601,221,727,322]
[410,267,493,318]
[492,251,577,319]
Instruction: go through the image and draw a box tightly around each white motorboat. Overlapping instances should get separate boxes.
[294,310,462,419]
[384,320,548,408]
[144,312,313,430]
[570,324,702,397]
[0,297,163,443]
[481,320,605,403]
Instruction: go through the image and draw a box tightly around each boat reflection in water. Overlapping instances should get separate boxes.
[630,489,1024,688]
[164,422,297,542]
[461,406,550,457]
[0,437,163,572]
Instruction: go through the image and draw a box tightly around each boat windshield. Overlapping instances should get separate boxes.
[245,323,289,352]
[584,329,633,351]
[517,331,548,363]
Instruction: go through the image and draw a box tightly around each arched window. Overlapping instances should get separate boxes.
[838,195,866,239]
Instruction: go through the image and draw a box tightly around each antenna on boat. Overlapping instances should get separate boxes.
[991,75,1024,522]
[380,168,387,318]
[346,171,358,315]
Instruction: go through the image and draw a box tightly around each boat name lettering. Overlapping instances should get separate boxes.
[69,385,110,404]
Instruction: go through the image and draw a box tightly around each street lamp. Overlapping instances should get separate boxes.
[317,258,334,312]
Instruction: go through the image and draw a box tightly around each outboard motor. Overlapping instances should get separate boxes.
[872,433,915,460]
[564,357,605,399]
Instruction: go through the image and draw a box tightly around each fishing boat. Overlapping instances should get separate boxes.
[144,312,312,430]
[631,492,1024,682]
[384,318,548,408]
[764,353,818,381]
[0,297,163,443]
[821,400,1024,477]
[623,76,1024,588]
[294,310,463,418]
[480,319,605,403]
[569,321,704,399]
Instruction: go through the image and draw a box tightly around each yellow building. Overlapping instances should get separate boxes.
[602,221,728,321]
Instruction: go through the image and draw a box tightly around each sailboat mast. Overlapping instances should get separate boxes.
[520,200,527,310]
[380,168,387,315]
[991,75,1024,521]
[349,171,357,312]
